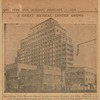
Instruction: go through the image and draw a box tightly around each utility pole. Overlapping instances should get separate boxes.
[76,38,96,56]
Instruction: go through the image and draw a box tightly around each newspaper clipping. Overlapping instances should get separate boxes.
[2,0,99,100]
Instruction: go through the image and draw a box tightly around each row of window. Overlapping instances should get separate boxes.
[21,29,55,45]
[44,74,61,79]
[21,38,72,49]
[67,78,94,82]
[19,59,69,65]
[24,26,68,46]
[20,58,68,62]
[20,52,73,60]
[66,72,95,76]
[20,46,71,54]
[21,33,72,50]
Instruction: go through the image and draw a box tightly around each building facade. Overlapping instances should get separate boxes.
[5,18,74,92]
[13,18,73,92]
[16,18,73,70]
[5,63,37,92]
[5,63,62,92]
[5,18,96,92]
[65,67,96,92]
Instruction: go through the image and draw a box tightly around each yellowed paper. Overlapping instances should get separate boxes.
[1,0,99,100]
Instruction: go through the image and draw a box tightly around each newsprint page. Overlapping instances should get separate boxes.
[1,0,100,100]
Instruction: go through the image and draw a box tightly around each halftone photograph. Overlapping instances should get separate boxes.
[4,18,97,93]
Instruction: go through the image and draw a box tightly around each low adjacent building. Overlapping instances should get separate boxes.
[5,63,62,92]
[65,67,96,92]
[5,63,37,92]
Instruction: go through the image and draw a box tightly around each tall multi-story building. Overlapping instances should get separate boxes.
[5,18,74,92]
[16,18,73,70]
[5,18,97,92]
